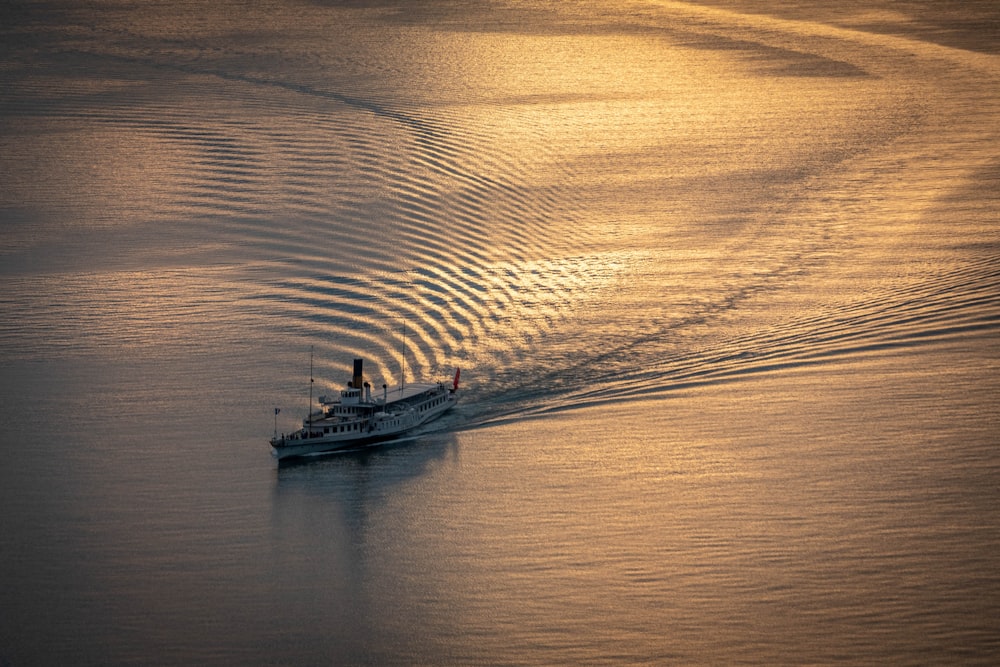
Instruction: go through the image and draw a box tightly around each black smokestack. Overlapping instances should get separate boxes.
[352,358,364,390]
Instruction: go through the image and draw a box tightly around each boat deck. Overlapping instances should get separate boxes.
[382,382,440,405]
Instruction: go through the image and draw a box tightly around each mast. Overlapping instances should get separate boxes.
[400,320,406,392]
[308,345,314,431]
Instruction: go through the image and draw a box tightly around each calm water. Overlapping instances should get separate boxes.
[2,1,999,664]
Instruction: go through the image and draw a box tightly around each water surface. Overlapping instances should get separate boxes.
[1,0,998,663]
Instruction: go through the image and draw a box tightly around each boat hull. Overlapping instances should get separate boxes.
[270,431,402,459]
[270,392,456,460]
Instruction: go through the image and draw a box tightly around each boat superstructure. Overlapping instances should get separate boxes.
[270,358,459,460]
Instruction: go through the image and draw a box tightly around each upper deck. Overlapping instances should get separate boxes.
[318,381,444,412]
[383,382,441,406]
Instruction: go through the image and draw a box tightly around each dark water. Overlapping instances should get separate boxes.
[2,1,999,664]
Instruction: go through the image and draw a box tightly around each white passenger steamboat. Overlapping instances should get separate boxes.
[270,358,459,460]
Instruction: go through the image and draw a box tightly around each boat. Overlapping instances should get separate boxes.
[270,357,459,460]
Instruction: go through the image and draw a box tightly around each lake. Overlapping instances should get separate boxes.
[1,0,998,663]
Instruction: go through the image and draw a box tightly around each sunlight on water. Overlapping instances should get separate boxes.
[1,0,998,664]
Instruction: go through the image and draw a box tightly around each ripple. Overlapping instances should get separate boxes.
[1,0,997,431]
